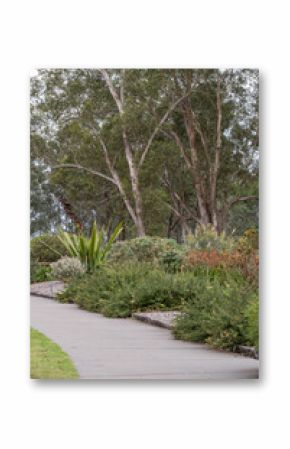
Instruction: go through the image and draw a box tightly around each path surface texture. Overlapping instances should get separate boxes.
[31,295,259,380]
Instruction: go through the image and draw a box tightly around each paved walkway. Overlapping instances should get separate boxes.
[31,295,259,380]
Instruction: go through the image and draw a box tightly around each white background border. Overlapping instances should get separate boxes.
[0,1,289,447]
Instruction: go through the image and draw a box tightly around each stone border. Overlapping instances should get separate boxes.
[132,311,181,330]
[30,281,65,299]
[237,345,259,360]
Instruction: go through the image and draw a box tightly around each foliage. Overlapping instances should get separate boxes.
[244,296,259,348]
[58,221,123,272]
[55,278,81,304]
[185,225,236,252]
[161,248,186,273]
[183,247,259,287]
[184,249,240,269]
[58,262,245,319]
[58,263,152,316]
[30,263,53,283]
[107,236,180,265]
[30,328,79,379]
[50,256,85,280]
[237,228,259,254]
[30,156,63,236]
[173,277,258,351]
[31,233,68,263]
[31,69,258,237]
[127,270,192,313]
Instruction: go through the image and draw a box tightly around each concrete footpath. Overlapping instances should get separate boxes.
[30,295,259,380]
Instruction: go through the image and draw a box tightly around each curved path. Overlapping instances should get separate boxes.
[31,295,259,380]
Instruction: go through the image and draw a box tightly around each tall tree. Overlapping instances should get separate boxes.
[39,70,186,236]
[160,69,258,231]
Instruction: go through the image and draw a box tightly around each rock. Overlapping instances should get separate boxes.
[30,281,65,299]
[132,311,182,330]
[237,345,259,359]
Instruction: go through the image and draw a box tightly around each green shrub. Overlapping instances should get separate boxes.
[185,225,236,252]
[50,257,85,280]
[173,275,258,351]
[107,236,181,265]
[58,261,246,322]
[243,296,259,349]
[160,248,185,273]
[56,277,82,303]
[30,263,53,283]
[31,234,68,263]
[133,271,189,311]
[58,263,152,316]
[58,263,193,317]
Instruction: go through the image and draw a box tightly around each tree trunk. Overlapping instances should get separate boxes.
[122,130,145,237]
[209,75,222,230]
[100,70,146,237]
[182,99,210,226]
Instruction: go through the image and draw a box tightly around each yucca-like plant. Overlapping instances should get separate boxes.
[58,221,123,272]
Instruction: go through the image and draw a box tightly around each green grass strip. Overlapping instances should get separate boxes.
[30,328,79,379]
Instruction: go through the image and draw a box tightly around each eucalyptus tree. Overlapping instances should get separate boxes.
[159,69,259,232]
[31,69,186,236]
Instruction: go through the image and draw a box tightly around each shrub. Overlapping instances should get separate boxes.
[160,248,186,273]
[50,257,85,280]
[56,277,82,304]
[237,228,259,254]
[133,271,194,311]
[58,262,246,320]
[107,236,180,265]
[31,234,68,263]
[244,296,259,349]
[183,249,259,286]
[173,276,257,351]
[58,221,123,272]
[30,263,53,283]
[185,224,236,252]
[58,263,152,316]
[58,263,192,316]
[184,249,240,269]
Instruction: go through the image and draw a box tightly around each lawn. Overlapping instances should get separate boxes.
[30,328,79,379]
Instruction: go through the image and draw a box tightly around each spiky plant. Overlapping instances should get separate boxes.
[58,221,123,272]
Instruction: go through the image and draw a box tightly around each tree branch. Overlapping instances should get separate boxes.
[51,163,117,185]
[99,69,123,113]
[161,168,201,225]
[98,138,138,224]
[172,191,202,224]
[228,195,258,208]
[192,113,211,167]
[168,130,192,169]
[138,93,191,169]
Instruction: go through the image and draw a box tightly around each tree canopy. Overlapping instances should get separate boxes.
[31,69,258,238]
